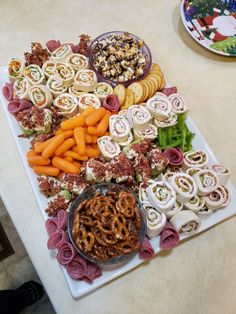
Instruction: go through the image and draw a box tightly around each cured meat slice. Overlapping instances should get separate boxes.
[57,242,76,265]
[164,148,184,166]
[138,236,155,260]
[160,222,180,250]
[66,255,87,280]
[161,87,177,96]
[102,95,120,112]
[47,230,68,250]
[45,218,58,236]
[56,210,68,231]
[46,40,61,52]
[3,83,14,101]
[8,99,32,115]
[83,262,102,284]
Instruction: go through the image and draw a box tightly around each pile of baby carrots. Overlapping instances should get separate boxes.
[26,107,111,176]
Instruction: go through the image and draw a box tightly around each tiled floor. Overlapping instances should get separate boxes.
[0,197,56,314]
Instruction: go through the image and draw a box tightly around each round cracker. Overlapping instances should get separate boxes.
[114,84,126,106]
[127,82,144,103]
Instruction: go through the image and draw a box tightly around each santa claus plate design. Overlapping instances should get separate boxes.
[181,0,236,56]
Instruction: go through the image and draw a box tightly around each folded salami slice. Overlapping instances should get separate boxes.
[45,217,58,236]
[57,242,76,265]
[56,210,68,231]
[66,255,87,280]
[83,262,102,284]
[46,40,61,52]
[160,222,179,250]
[102,95,120,112]
[8,99,32,115]
[47,230,68,250]
[164,148,184,166]
[138,236,155,260]
[3,83,14,101]
[161,87,177,97]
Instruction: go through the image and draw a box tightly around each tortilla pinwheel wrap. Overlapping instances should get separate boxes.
[51,44,73,62]
[94,82,113,100]
[73,69,98,92]
[13,77,31,100]
[77,94,101,111]
[144,206,166,239]
[29,85,53,108]
[55,63,75,87]
[8,58,24,82]
[133,124,158,141]
[168,93,188,115]
[127,105,152,131]
[183,149,208,169]
[166,200,183,219]
[97,136,121,160]
[146,95,172,121]
[210,164,231,186]
[46,76,67,98]
[53,93,78,116]
[184,195,206,213]
[194,169,219,196]
[109,114,131,143]
[23,64,45,85]
[170,210,201,236]
[205,185,231,211]
[170,172,198,203]
[42,60,58,78]
[147,181,176,213]
[66,53,88,72]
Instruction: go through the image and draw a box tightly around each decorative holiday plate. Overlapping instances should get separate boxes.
[180,0,236,56]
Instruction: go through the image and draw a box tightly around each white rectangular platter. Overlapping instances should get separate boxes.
[1,66,236,299]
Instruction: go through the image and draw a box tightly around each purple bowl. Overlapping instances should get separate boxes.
[88,31,152,87]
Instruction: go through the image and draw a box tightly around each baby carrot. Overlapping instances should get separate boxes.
[92,136,98,144]
[62,130,73,139]
[80,107,95,118]
[55,129,63,135]
[85,107,106,126]
[96,110,111,136]
[60,115,85,130]
[33,166,60,176]
[55,138,76,156]
[73,161,81,173]
[64,151,88,161]
[87,126,98,136]
[28,156,51,166]
[34,137,55,153]
[27,149,39,157]
[64,156,73,162]
[74,127,86,155]
[86,145,100,158]
[42,134,65,159]
[85,133,93,144]
[52,157,78,174]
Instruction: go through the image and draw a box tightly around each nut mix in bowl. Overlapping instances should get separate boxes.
[68,183,146,266]
[89,31,152,86]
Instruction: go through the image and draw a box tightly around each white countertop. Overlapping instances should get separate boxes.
[0,1,236,313]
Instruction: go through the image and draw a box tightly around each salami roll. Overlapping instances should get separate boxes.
[133,124,158,141]
[45,217,58,236]
[118,132,133,147]
[56,209,68,231]
[3,82,14,101]
[102,95,120,112]
[161,87,177,97]
[97,136,121,160]
[170,173,197,203]
[168,93,188,114]
[170,210,201,236]
[66,255,87,280]
[153,112,177,128]
[83,262,102,284]
[51,44,73,63]
[183,149,208,169]
[29,85,53,108]
[146,96,172,121]
[194,169,219,196]
[53,93,78,116]
[210,164,231,186]
[73,69,97,92]
[205,185,230,210]
[55,63,75,87]
[184,195,206,213]
[77,93,101,111]
[166,200,183,219]
[23,65,45,85]
[8,58,24,82]
[94,82,113,101]
[46,40,61,52]
[13,77,31,100]
[147,181,176,213]
[138,236,155,260]
[66,53,88,71]
[42,60,57,78]
[164,148,184,166]
[57,242,76,265]
[8,99,32,115]
[109,114,131,143]
[145,206,166,239]
[46,75,67,98]
[160,222,179,250]
[47,230,68,250]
